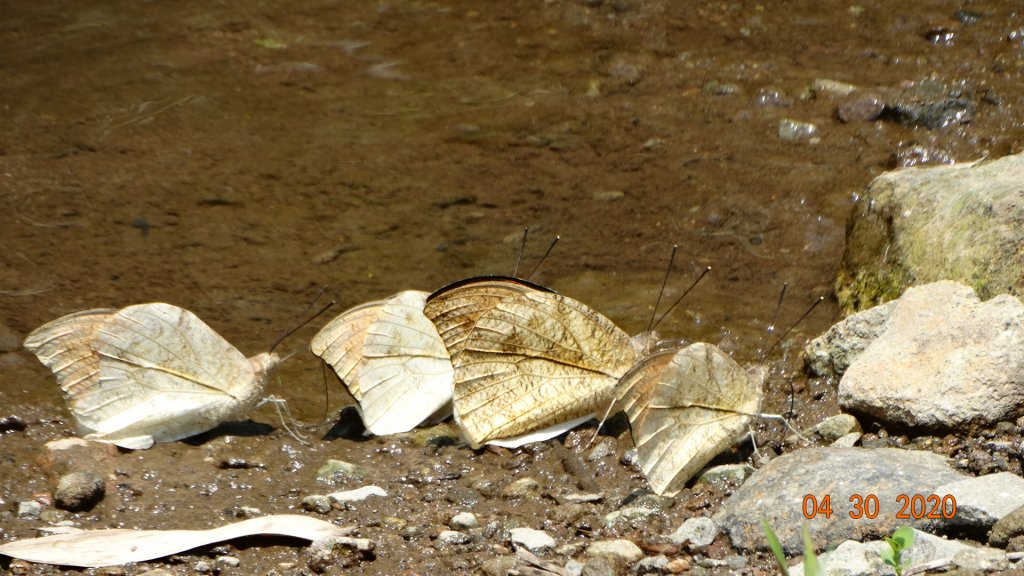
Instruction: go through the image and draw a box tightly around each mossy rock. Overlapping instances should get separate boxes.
[836,152,1024,315]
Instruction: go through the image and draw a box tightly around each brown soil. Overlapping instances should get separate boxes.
[2,1,1022,574]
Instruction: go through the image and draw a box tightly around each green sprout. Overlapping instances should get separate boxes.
[760,519,821,576]
[880,526,915,575]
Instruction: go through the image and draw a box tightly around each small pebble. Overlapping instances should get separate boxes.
[480,556,518,576]
[778,119,818,141]
[55,472,105,511]
[216,556,240,567]
[449,511,479,530]
[603,506,657,527]
[509,527,556,551]
[501,477,540,498]
[327,485,387,503]
[17,500,43,519]
[591,190,625,202]
[811,78,858,98]
[194,560,214,574]
[669,516,719,548]
[586,539,644,563]
[437,530,471,545]
[634,555,670,574]
[315,459,364,483]
[301,495,333,514]
[837,93,885,122]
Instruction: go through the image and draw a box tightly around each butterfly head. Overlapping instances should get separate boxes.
[249,352,282,383]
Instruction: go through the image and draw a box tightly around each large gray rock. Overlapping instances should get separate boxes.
[839,282,1024,430]
[803,301,895,378]
[835,151,1024,314]
[934,472,1024,530]
[714,447,965,554]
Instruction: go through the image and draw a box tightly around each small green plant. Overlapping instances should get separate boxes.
[760,519,821,576]
[880,526,915,575]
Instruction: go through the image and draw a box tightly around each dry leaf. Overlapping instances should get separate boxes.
[612,342,762,496]
[24,303,278,449]
[0,514,353,568]
[310,290,454,435]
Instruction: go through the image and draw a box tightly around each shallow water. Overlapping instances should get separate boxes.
[2,1,1022,574]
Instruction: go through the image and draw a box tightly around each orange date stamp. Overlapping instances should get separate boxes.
[802,493,957,520]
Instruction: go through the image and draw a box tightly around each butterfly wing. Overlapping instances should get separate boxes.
[619,343,762,496]
[310,297,389,402]
[311,291,454,435]
[453,291,637,448]
[24,308,116,404]
[424,276,555,363]
[27,303,266,449]
[351,290,454,435]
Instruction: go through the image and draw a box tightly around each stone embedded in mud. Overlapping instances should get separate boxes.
[810,78,858,98]
[837,93,885,122]
[437,530,471,545]
[449,511,479,530]
[315,459,364,483]
[603,506,658,527]
[585,539,643,563]
[777,118,818,141]
[695,463,755,487]
[509,527,556,551]
[54,471,105,511]
[16,500,43,519]
[300,495,332,514]
[501,477,540,498]
[668,516,719,548]
[326,485,387,503]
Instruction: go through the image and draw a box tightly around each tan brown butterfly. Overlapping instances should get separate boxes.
[24,303,279,450]
[607,341,763,496]
[425,276,647,448]
[310,290,454,436]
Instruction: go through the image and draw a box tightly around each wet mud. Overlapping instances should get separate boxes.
[2,1,1023,574]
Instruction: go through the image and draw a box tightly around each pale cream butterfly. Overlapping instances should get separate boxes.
[24,302,279,450]
[424,275,649,449]
[606,341,763,496]
[310,290,454,436]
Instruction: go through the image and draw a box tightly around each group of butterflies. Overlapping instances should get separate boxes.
[24,255,767,497]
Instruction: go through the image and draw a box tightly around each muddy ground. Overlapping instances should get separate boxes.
[2,1,1023,574]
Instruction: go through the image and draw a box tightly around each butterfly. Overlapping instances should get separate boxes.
[23,302,279,450]
[605,341,764,496]
[310,290,454,436]
[424,276,647,448]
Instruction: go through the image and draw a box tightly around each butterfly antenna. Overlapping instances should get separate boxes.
[525,235,560,281]
[646,245,678,336]
[767,283,788,334]
[513,227,529,278]
[269,300,336,354]
[762,295,824,362]
[652,266,712,331]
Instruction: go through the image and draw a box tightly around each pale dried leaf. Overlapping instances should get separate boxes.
[0,514,353,568]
